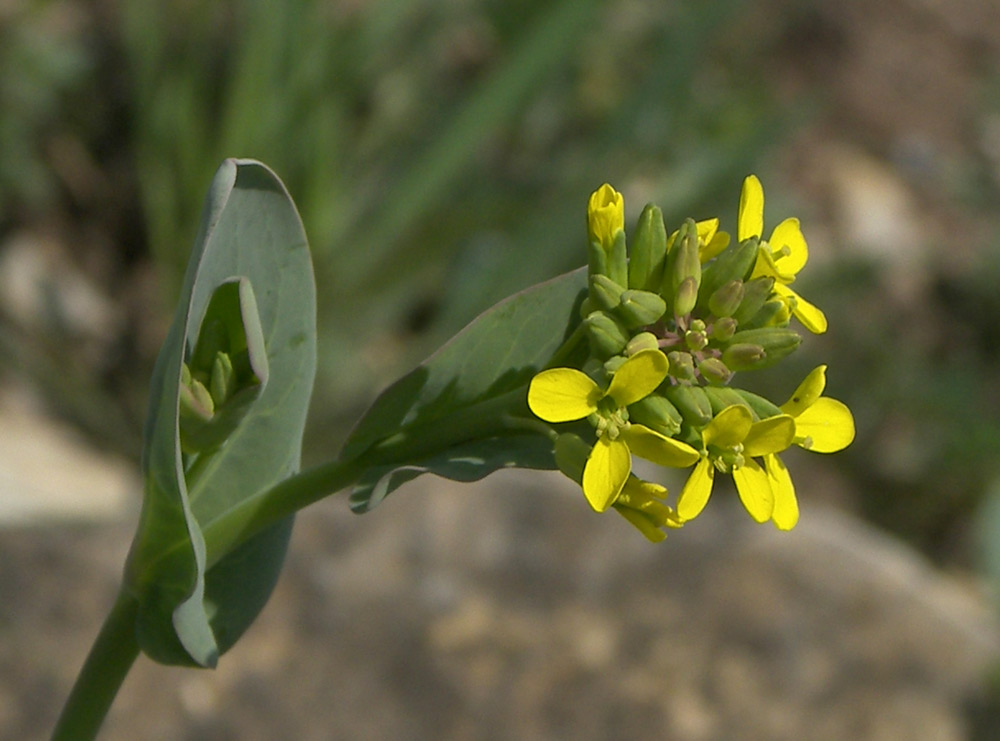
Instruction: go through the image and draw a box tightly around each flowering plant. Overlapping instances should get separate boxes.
[54,161,853,738]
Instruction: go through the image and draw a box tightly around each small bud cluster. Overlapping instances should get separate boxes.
[580,188,801,451]
[526,176,854,541]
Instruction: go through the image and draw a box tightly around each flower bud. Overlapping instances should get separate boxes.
[628,203,667,291]
[671,218,702,297]
[603,355,627,374]
[588,183,624,250]
[667,350,696,382]
[731,276,774,325]
[585,311,629,357]
[744,299,790,329]
[617,289,667,327]
[698,237,759,311]
[590,274,624,312]
[673,276,699,317]
[697,357,732,385]
[726,327,802,367]
[209,350,235,407]
[711,316,737,341]
[708,279,745,318]
[625,331,660,356]
[628,393,683,436]
[721,343,767,371]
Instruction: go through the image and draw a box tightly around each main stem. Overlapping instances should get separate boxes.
[51,591,140,741]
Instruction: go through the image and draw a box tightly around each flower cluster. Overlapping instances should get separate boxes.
[527,177,855,541]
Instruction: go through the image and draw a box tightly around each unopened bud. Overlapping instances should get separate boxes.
[590,274,624,312]
[745,299,790,329]
[585,311,629,357]
[708,279,745,318]
[698,357,733,385]
[626,331,660,356]
[727,327,802,366]
[617,289,667,327]
[698,237,759,310]
[628,394,683,436]
[667,350,696,382]
[671,218,702,295]
[711,316,738,341]
[209,351,235,408]
[603,355,627,374]
[628,203,667,291]
[674,276,699,317]
[684,326,708,352]
[731,276,774,325]
[721,343,767,371]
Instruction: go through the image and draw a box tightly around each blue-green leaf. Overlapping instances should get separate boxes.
[342,267,586,510]
[124,159,315,667]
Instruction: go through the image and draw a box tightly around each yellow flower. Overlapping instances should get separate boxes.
[528,349,700,512]
[781,365,855,452]
[738,175,827,334]
[588,183,624,251]
[676,405,796,526]
[757,365,856,530]
[613,475,684,543]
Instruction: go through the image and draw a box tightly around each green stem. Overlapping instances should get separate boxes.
[52,591,140,741]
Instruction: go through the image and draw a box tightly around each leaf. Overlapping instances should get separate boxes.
[342,267,587,511]
[350,434,558,513]
[124,159,316,667]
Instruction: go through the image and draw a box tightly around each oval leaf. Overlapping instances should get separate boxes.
[124,159,316,667]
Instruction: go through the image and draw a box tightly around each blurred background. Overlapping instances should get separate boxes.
[3,0,1000,737]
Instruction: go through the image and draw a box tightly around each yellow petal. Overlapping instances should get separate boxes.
[765,454,798,530]
[700,230,731,262]
[751,245,796,284]
[781,365,826,417]
[621,424,701,467]
[732,458,774,523]
[582,437,630,512]
[743,414,796,457]
[702,404,752,448]
[676,458,714,521]
[527,368,601,422]
[794,397,855,453]
[606,349,668,408]
[769,217,808,276]
[738,175,764,242]
[614,506,668,542]
[788,287,828,334]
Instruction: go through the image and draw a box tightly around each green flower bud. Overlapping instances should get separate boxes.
[585,310,629,357]
[674,276,699,317]
[711,316,738,341]
[684,324,708,352]
[744,299,790,329]
[703,386,752,416]
[617,289,667,327]
[697,357,732,385]
[628,393,683,437]
[625,331,660,356]
[628,203,667,292]
[697,237,759,311]
[671,218,701,296]
[590,274,625,312]
[209,350,235,408]
[180,365,215,423]
[720,343,767,371]
[663,383,713,427]
[708,279,745,318]
[724,328,802,368]
[731,276,774,325]
[733,389,783,419]
[667,350,696,382]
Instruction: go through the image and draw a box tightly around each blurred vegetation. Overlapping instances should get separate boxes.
[2,0,1000,570]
